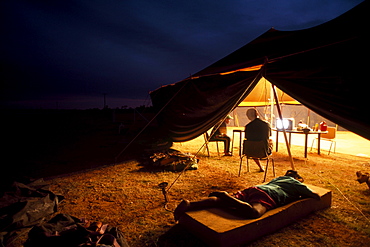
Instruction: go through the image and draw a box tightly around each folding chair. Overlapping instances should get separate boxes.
[239,140,275,182]
[203,132,220,157]
[310,126,337,155]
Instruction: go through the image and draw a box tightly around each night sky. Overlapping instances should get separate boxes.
[1,0,364,109]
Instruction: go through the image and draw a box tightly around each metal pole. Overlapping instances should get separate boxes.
[272,85,295,170]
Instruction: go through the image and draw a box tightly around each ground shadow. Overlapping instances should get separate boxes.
[359,189,370,196]
[156,224,207,247]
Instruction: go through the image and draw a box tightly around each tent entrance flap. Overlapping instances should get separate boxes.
[150,70,263,142]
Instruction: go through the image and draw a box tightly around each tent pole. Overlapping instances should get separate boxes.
[307,109,311,127]
[270,81,274,126]
[272,85,295,170]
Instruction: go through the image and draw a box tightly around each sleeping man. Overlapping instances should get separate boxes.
[174,170,320,221]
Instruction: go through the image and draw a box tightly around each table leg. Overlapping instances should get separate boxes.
[239,132,242,156]
[304,133,308,158]
[275,130,279,152]
[317,133,321,155]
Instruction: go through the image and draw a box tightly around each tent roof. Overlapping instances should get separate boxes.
[193,0,367,77]
[150,1,370,142]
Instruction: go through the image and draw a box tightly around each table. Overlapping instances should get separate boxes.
[274,129,328,158]
[231,129,244,156]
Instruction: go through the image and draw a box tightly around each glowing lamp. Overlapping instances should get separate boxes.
[276,118,294,130]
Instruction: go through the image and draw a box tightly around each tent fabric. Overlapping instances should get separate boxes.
[239,77,299,107]
[0,179,64,247]
[265,35,369,140]
[150,71,261,142]
[150,1,370,142]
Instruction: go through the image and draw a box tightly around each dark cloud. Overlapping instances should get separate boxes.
[1,0,364,109]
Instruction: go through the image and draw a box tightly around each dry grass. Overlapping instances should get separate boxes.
[38,135,370,247]
[4,110,370,247]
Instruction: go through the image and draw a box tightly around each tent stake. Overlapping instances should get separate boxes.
[272,85,295,170]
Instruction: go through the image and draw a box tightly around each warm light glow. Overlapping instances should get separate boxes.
[276,118,293,130]
[219,64,263,75]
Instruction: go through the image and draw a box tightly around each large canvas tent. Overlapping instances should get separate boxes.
[150,1,369,142]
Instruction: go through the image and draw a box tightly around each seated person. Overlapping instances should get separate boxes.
[244,108,272,172]
[174,170,320,221]
[210,115,233,156]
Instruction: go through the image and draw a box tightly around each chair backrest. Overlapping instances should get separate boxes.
[321,127,336,139]
[243,140,271,158]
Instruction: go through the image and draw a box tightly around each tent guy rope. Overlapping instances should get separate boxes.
[314,170,370,223]
[114,77,191,162]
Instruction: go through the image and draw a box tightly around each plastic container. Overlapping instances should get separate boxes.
[320,121,327,131]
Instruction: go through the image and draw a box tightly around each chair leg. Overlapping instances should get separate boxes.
[310,138,316,151]
[246,157,250,172]
[216,142,220,156]
[263,158,275,182]
[238,155,244,176]
[203,133,210,157]
[263,159,268,182]
[205,143,210,157]
[328,141,337,155]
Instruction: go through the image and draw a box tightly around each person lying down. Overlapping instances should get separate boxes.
[174,170,321,221]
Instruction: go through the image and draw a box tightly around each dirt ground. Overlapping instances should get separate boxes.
[3,110,370,247]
